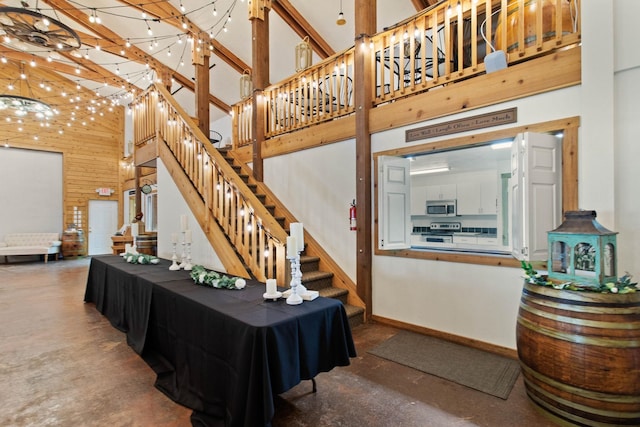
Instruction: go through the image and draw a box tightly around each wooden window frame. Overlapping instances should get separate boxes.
[373,116,579,268]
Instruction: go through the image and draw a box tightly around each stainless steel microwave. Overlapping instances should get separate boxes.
[426,200,457,217]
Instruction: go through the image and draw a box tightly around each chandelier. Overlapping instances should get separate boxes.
[0,94,54,118]
[0,6,81,52]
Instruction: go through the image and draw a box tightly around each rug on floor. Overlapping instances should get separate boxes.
[368,330,520,399]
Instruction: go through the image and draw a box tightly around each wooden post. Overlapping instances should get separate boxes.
[354,0,376,318]
[250,1,270,181]
[193,33,211,138]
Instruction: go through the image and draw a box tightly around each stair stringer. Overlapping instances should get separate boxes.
[158,138,250,279]
[223,149,365,312]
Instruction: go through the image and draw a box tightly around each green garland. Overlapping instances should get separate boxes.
[521,261,637,293]
[123,252,160,265]
[190,265,246,290]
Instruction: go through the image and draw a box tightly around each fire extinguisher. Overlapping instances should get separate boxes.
[349,199,357,231]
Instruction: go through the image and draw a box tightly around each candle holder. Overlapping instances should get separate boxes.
[286,253,303,305]
[183,242,193,270]
[178,231,187,269]
[169,242,181,270]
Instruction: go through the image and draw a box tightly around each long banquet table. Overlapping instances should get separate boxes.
[84,255,356,427]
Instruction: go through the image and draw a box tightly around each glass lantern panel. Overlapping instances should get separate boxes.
[574,242,596,277]
[551,241,571,273]
[604,243,615,277]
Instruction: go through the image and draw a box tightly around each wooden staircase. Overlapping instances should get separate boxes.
[133,84,364,328]
[218,147,365,328]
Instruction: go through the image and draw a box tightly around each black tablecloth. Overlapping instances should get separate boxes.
[84,255,356,427]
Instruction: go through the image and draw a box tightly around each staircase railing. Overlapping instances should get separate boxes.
[133,84,289,284]
[232,0,581,147]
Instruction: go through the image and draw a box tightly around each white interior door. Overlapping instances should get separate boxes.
[88,200,118,255]
[510,132,562,261]
[378,155,411,250]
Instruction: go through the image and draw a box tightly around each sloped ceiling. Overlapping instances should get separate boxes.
[0,0,435,138]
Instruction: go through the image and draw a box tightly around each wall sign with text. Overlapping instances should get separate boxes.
[406,108,517,142]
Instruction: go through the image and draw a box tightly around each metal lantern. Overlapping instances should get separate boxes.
[239,70,253,100]
[295,36,312,72]
[547,210,618,286]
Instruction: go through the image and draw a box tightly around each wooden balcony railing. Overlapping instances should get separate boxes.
[133,84,289,284]
[232,0,580,148]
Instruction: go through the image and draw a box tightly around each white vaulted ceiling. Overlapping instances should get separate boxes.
[0,0,427,133]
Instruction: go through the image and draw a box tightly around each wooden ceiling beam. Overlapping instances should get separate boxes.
[0,49,136,91]
[117,0,250,75]
[271,0,334,59]
[411,0,437,12]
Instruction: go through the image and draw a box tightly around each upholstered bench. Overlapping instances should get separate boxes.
[0,233,62,263]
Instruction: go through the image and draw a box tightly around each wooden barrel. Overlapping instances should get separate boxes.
[61,230,85,258]
[135,234,157,256]
[495,0,575,52]
[516,282,640,426]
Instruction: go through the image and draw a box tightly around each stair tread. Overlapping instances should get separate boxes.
[344,304,365,317]
[302,270,333,282]
[317,286,348,299]
[300,255,320,263]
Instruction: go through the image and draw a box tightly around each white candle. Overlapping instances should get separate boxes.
[180,214,188,232]
[290,223,304,252]
[185,229,192,243]
[171,233,178,244]
[124,243,132,254]
[287,236,297,258]
[266,278,277,295]
[131,222,139,237]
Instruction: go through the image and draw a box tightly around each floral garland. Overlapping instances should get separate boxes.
[521,261,637,294]
[123,252,160,265]
[190,264,246,290]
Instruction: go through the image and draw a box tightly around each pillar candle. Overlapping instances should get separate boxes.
[180,214,188,232]
[266,279,277,295]
[185,229,192,243]
[131,222,138,237]
[171,233,178,244]
[290,223,304,252]
[286,236,297,257]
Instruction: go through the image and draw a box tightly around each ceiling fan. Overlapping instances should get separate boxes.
[0,6,81,52]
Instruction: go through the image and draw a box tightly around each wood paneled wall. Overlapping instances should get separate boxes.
[0,60,125,235]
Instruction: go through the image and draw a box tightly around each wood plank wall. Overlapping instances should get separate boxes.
[0,60,125,240]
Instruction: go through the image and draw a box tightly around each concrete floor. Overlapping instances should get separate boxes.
[0,258,557,427]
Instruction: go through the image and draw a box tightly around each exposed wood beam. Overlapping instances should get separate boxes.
[411,0,436,12]
[0,49,136,92]
[271,0,334,58]
[117,0,250,75]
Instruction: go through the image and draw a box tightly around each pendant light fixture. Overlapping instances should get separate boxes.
[336,0,346,26]
[0,7,81,52]
[239,69,253,100]
[295,36,312,72]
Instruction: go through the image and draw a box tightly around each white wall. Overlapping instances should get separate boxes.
[0,148,63,238]
[264,140,358,279]
[157,159,225,272]
[211,115,234,148]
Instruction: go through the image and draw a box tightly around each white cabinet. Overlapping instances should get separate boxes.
[457,180,497,215]
[411,186,428,215]
[425,184,456,201]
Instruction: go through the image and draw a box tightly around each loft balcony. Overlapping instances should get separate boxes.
[231,0,581,152]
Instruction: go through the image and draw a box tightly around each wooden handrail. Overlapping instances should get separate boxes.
[231,0,581,147]
[133,84,290,284]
